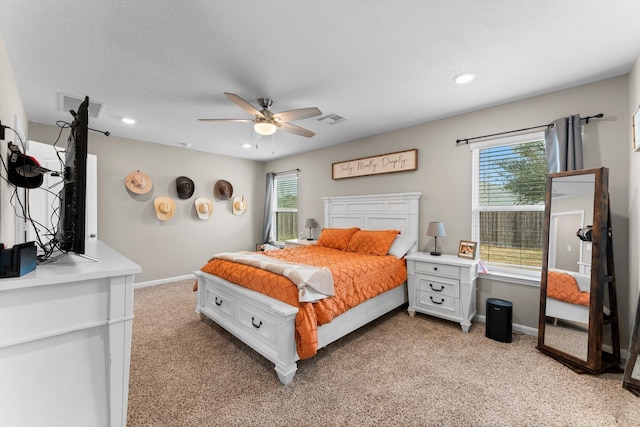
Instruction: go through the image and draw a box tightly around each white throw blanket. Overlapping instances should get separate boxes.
[212,251,335,302]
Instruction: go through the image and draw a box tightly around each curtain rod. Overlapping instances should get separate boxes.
[273,168,301,175]
[455,113,604,146]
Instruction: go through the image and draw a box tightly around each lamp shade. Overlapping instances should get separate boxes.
[305,218,317,229]
[426,221,446,237]
[254,121,277,136]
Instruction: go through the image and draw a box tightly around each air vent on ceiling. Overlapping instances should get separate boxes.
[58,93,105,119]
[316,113,346,125]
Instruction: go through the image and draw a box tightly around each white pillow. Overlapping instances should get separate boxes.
[387,235,417,259]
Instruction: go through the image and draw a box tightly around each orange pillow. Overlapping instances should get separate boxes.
[346,230,400,256]
[317,227,360,250]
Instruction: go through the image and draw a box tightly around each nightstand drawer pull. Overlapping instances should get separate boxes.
[430,296,445,305]
[429,283,444,292]
[215,297,223,306]
[251,317,263,329]
[433,267,438,271]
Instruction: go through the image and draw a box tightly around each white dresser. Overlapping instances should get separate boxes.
[405,252,478,332]
[0,240,141,427]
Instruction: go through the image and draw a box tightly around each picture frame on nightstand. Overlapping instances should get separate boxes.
[458,240,477,259]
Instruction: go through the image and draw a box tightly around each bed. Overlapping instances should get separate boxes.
[194,192,421,385]
[546,269,591,324]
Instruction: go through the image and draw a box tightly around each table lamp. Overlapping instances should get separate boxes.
[426,221,446,256]
[304,218,317,240]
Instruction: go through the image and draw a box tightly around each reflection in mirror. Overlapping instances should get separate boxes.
[543,173,594,363]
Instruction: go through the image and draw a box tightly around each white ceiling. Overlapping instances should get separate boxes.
[2,1,640,162]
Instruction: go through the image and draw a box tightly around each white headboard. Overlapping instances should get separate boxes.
[321,192,421,252]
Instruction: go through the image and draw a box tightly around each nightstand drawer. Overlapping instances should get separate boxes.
[415,274,459,298]
[417,290,460,316]
[414,262,460,279]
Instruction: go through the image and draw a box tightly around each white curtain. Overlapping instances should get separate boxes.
[544,115,583,173]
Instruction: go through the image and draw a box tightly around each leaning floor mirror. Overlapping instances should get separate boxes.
[623,295,640,396]
[537,167,621,374]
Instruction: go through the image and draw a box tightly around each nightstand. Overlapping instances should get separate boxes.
[284,239,317,248]
[405,252,478,332]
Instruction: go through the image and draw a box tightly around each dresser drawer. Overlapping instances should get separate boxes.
[417,290,460,316]
[204,283,235,321]
[237,300,278,347]
[414,261,460,279]
[415,274,459,298]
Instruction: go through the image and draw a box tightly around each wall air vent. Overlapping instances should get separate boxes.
[316,113,347,125]
[58,93,105,119]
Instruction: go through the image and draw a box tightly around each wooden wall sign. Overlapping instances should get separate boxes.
[332,149,418,180]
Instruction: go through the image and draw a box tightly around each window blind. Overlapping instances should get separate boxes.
[274,172,298,242]
[472,133,546,271]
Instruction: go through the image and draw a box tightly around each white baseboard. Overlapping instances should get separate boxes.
[134,274,195,289]
[475,315,628,359]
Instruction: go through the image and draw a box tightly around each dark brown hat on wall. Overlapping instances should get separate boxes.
[214,180,233,201]
[176,176,195,199]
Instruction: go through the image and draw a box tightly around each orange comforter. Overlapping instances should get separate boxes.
[200,245,407,359]
[547,271,590,307]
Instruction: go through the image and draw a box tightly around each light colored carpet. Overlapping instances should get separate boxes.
[127,280,639,426]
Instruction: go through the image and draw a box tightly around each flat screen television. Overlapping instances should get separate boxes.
[55,96,89,255]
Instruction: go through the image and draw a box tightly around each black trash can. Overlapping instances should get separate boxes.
[486,298,513,343]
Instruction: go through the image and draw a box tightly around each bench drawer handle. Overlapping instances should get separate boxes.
[251,317,263,329]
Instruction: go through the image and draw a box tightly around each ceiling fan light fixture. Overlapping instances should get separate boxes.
[254,121,277,136]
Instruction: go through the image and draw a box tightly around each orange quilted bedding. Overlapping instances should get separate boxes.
[547,271,590,307]
[200,245,407,359]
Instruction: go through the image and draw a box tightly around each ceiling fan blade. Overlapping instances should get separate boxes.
[198,118,254,122]
[272,107,322,123]
[224,93,265,119]
[278,122,316,138]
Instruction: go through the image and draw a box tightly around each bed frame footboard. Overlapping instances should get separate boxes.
[195,270,299,385]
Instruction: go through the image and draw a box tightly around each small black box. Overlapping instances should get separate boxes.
[486,298,513,343]
[0,241,37,278]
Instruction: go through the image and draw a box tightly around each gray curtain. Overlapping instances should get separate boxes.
[544,114,583,173]
[261,172,275,244]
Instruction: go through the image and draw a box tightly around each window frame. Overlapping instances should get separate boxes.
[271,171,299,244]
[470,131,546,279]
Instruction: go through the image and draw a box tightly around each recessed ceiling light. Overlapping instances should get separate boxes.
[121,117,136,124]
[242,143,252,149]
[454,73,475,84]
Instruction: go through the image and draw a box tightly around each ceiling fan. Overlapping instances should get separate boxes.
[199,92,322,138]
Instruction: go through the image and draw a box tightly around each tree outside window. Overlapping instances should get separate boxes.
[473,135,547,272]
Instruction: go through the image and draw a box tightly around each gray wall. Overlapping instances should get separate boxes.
[28,123,265,284]
[10,47,637,346]
[629,57,640,346]
[0,31,28,246]
[265,76,632,342]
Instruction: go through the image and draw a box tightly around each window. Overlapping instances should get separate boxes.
[272,172,298,242]
[471,132,546,274]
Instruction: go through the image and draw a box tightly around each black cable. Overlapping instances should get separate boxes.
[1,124,66,262]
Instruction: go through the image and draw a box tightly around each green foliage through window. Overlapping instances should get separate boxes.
[274,174,298,242]
[473,137,546,271]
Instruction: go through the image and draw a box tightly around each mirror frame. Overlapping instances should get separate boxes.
[623,295,640,396]
[537,167,620,373]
